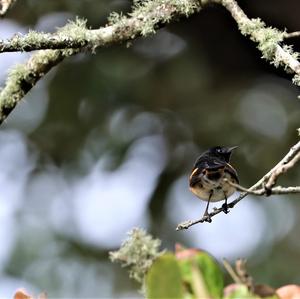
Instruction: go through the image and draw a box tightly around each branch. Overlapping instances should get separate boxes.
[265,151,300,191]
[284,31,300,39]
[217,0,300,77]
[176,137,300,230]
[1,0,300,123]
[0,0,201,123]
[226,181,300,196]
[0,1,201,53]
[0,49,76,123]
[0,0,16,16]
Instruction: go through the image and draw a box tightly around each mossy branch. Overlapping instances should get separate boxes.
[218,0,300,84]
[0,0,200,53]
[0,0,300,124]
[0,0,16,16]
[0,0,200,124]
[109,228,164,290]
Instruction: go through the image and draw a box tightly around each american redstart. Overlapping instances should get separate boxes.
[189,146,239,222]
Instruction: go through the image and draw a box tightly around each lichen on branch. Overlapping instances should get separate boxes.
[1,0,300,124]
[109,228,164,284]
[0,0,200,123]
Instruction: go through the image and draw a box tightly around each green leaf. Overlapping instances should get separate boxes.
[146,252,184,299]
[224,284,279,299]
[224,284,256,299]
[195,251,224,298]
[176,246,224,298]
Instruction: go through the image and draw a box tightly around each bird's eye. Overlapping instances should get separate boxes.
[216,148,221,153]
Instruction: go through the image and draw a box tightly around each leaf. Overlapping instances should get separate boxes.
[176,245,224,298]
[224,284,257,299]
[146,252,184,299]
[224,284,279,299]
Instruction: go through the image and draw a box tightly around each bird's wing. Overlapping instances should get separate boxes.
[189,167,202,187]
[189,157,226,187]
[200,157,227,170]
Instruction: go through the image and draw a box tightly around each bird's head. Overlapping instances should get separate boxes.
[208,146,238,162]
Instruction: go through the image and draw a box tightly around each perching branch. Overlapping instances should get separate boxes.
[225,182,300,196]
[265,151,300,191]
[176,134,300,230]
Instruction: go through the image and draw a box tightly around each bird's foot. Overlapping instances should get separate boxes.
[222,203,229,214]
[203,212,212,223]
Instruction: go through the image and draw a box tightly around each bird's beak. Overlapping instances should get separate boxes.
[228,146,238,152]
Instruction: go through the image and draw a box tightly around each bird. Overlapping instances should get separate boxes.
[189,146,239,222]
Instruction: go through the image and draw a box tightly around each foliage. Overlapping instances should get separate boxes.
[111,228,300,299]
[109,228,164,284]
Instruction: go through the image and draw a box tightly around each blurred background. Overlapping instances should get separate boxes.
[0,0,300,297]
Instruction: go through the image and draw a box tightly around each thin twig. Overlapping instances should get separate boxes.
[235,259,253,291]
[223,259,242,284]
[176,139,300,230]
[265,151,300,190]
[225,180,300,195]
[284,31,300,39]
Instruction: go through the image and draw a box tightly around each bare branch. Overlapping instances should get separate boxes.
[226,180,300,195]
[176,138,300,230]
[223,259,242,284]
[284,31,300,39]
[265,151,300,190]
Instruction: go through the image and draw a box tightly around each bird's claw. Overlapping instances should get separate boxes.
[222,203,229,214]
[203,212,212,223]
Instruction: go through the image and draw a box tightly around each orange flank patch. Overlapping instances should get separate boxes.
[189,167,198,179]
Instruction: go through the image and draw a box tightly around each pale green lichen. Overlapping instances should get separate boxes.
[239,18,285,61]
[272,44,300,73]
[237,16,300,87]
[0,49,65,122]
[9,30,50,51]
[108,0,200,37]
[2,63,27,100]
[292,74,300,86]
[25,30,50,47]
[57,17,88,46]
[7,17,89,52]
[257,27,284,60]
[238,18,265,36]
[107,11,127,26]
[239,18,284,61]
[109,228,164,284]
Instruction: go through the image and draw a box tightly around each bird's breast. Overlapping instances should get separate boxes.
[190,171,237,202]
